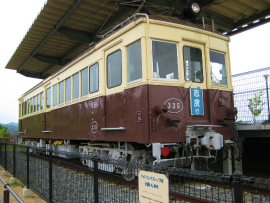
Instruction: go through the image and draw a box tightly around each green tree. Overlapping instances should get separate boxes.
[0,124,10,137]
[248,91,266,124]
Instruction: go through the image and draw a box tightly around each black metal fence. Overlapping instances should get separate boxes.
[232,67,270,125]
[0,142,270,203]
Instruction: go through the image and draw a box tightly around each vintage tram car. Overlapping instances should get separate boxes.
[18,14,237,175]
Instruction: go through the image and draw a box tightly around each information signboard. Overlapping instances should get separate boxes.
[190,87,204,116]
[139,170,169,203]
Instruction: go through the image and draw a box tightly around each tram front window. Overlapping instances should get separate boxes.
[183,46,203,83]
[152,40,178,80]
[210,50,227,85]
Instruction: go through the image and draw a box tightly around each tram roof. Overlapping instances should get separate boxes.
[5,0,270,79]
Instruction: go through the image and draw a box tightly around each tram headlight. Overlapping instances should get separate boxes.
[182,1,201,19]
[191,3,200,14]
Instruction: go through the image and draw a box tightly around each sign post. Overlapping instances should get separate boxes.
[139,170,169,203]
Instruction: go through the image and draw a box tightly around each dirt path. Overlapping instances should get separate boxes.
[0,167,46,203]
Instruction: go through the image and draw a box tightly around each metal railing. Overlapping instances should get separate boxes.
[0,142,269,203]
[0,174,23,203]
[233,67,270,125]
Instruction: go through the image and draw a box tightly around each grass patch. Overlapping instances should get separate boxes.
[10,181,25,188]
[5,175,12,178]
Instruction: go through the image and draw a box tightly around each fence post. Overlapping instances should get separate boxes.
[0,142,2,165]
[264,75,270,121]
[4,143,7,170]
[94,159,99,203]
[233,170,243,203]
[13,145,16,177]
[27,147,29,189]
[49,150,52,203]
[4,189,9,203]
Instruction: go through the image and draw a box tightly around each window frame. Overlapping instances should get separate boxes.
[73,72,80,101]
[183,45,204,83]
[53,84,58,107]
[81,67,89,98]
[89,62,99,94]
[107,49,122,89]
[59,80,65,105]
[151,39,180,81]
[33,96,36,112]
[65,77,71,103]
[37,94,40,111]
[209,49,228,86]
[127,40,143,84]
[40,92,44,110]
[46,87,51,109]
[25,101,27,115]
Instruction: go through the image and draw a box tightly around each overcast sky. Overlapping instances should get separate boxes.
[1,0,270,124]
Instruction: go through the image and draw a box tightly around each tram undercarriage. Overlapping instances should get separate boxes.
[22,125,237,181]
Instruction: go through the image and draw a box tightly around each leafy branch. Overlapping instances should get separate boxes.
[248,91,265,124]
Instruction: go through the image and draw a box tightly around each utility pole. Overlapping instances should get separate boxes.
[264,75,270,121]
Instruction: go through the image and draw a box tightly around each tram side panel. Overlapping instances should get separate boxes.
[124,85,150,144]
[21,113,45,139]
[149,85,186,143]
[208,89,234,139]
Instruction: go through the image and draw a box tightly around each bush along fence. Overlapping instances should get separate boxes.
[0,142,269,203]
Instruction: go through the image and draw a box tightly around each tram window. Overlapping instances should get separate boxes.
[59,81,64,104]
[183,46,203,83]
[28,100,30,114]
[66,77,71,102]
[152,40,178,80]
[24,101,27,115]
[40,92,44,110]
[90,63,99,93]
[19,104,21,117]
[53,84,58,106]
[34,96,36,112]
[73,73,79,100]
[210,50,227,85]
[127,40,142,82]
[81,67,88,97]
[31,98,33,113]
[37,94,40,111]
[107,50,122,88]
[21,103,24,116]
[47,87,51,108]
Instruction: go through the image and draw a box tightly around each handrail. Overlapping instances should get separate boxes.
[0,176,24,203]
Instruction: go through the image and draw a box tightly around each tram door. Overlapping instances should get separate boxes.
[104,45,125,128]
[182,41,209,123]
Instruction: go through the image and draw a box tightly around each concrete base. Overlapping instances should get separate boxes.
[223,149,232,175]
[10,178,18,184]
[2,171,9,176]
[23,188,33,197]
[234,143,243,173]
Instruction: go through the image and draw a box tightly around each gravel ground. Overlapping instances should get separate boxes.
[0,150,269,203]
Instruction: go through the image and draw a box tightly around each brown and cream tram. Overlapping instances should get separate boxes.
[18,15,237,176]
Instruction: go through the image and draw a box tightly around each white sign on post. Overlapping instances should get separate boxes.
[138,170,169,203]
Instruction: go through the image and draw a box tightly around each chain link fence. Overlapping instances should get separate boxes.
[1,142,270,203]
[232,67,270,125]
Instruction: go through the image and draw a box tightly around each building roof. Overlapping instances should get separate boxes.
[5,0,270,79]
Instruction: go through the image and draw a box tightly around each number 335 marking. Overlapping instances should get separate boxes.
[164,98,183,114]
